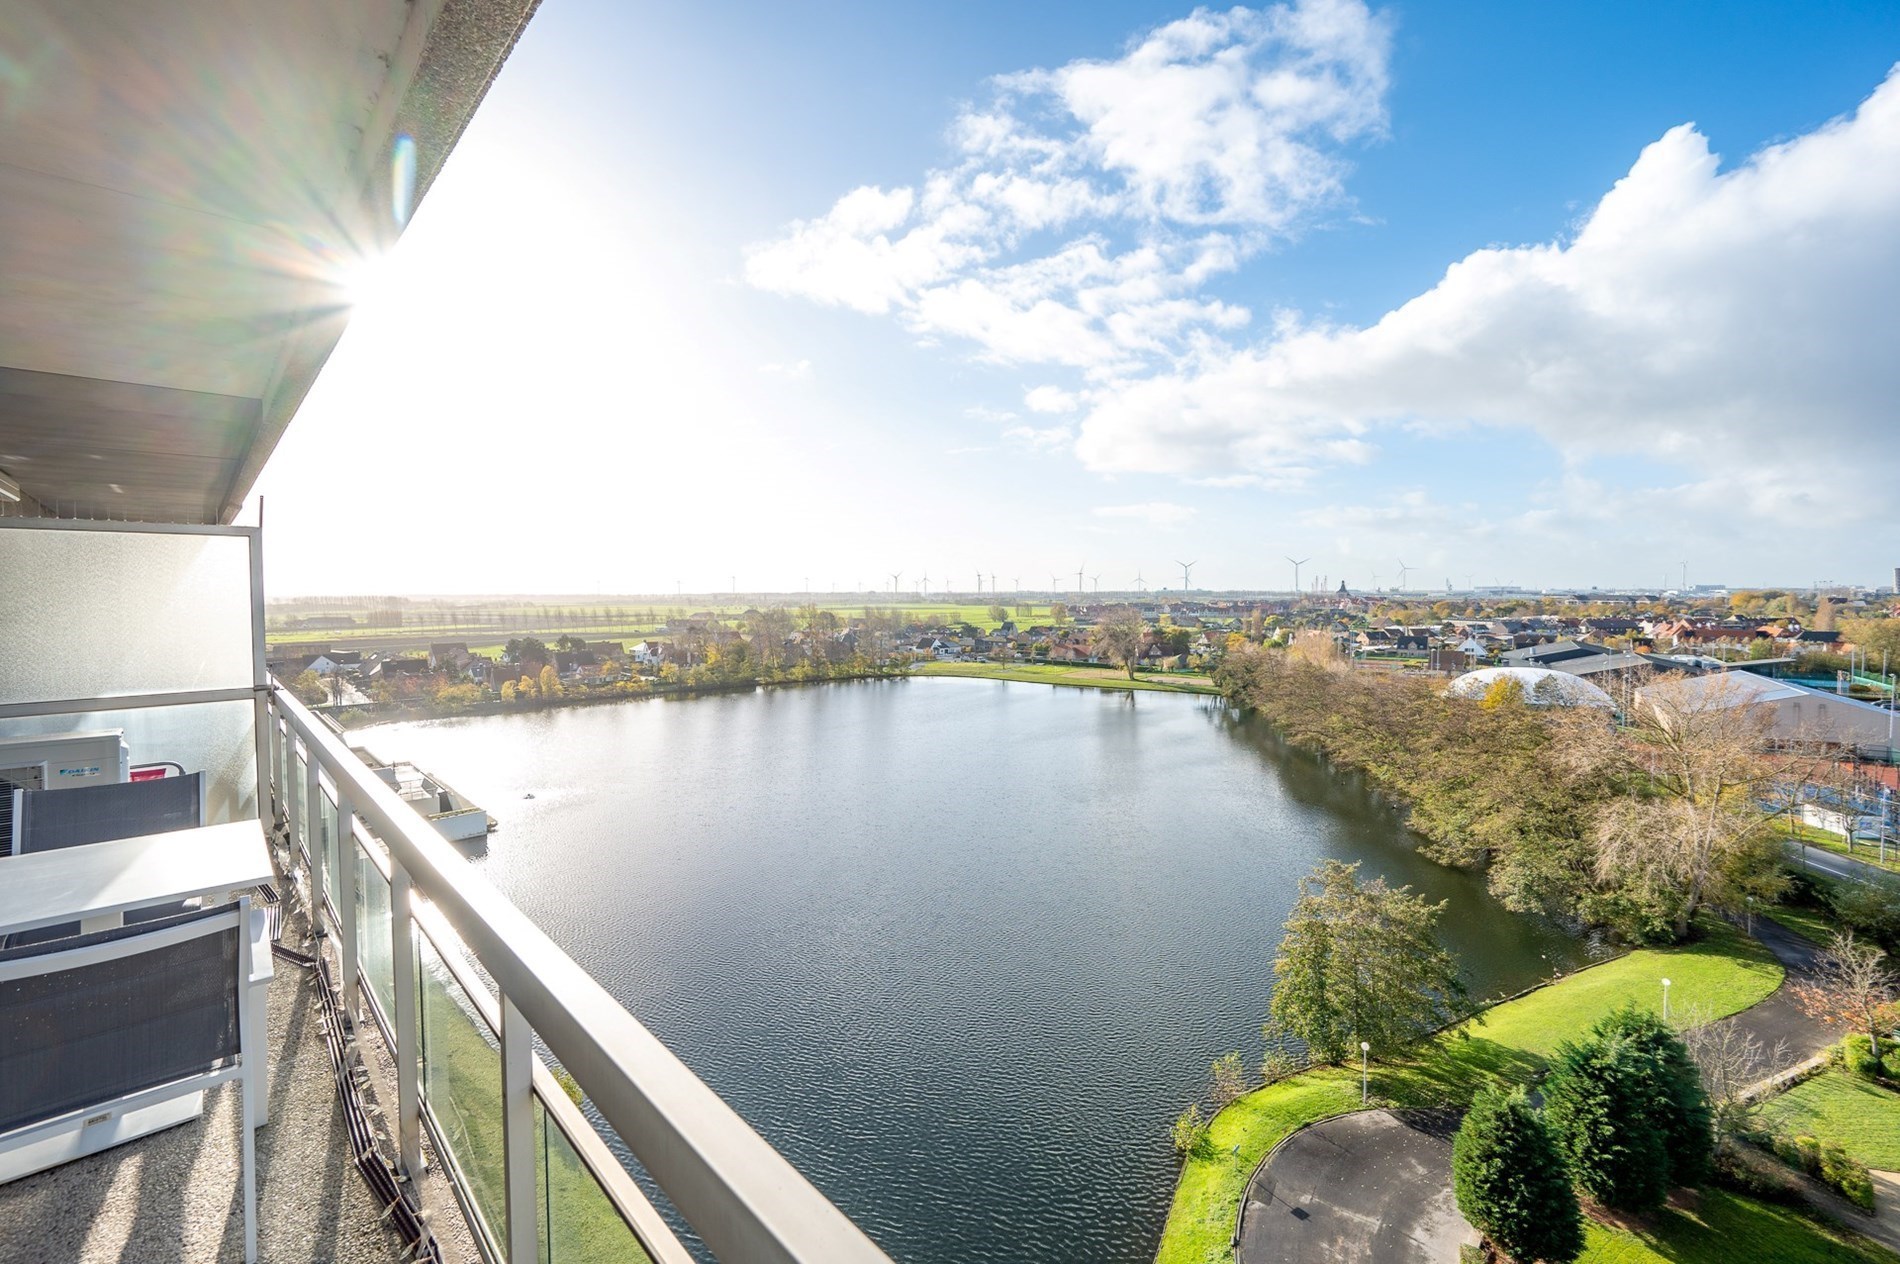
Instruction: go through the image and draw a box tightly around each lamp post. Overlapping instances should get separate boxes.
[1661,977,1672,1022]
[1360,1041,1370,1105]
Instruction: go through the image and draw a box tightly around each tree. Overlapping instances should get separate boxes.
[1091,607,1147,678]
[1793,931,1897,1055]
[1593,1005,1712,1186]
[1269,860,1466,1062]
[500,680,518,704]
[538,664,564,698]
[1452,1086,1583,1264]
[504,636,550,666]
[1678,1003,1784,1143]
[1208,1052,1249,1108]
[1842,616,1900,669]
[1480,676,1526,709]
[1170,1104,1209,1158]
[1593,675,1789,939]
[1543,1033,1673,1212]
[1048,602,1069,626]
[289,669,328,706]
[988,604,1008,626]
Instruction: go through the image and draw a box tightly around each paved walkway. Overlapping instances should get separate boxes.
[1713,914,1837,1073]
[1236,919,1837,1264]
[1237,1110,1476,1264]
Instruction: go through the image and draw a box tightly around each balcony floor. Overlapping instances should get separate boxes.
[1,913,434,1264]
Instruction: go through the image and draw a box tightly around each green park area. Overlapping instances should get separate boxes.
[1156,921,1783,1264]
[911,660,1218,694]
[1574,1186,1893,1264]
[1763,1072,1900,1173]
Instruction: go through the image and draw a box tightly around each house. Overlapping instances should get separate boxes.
[428,641,471,670]
[632,639,667,666]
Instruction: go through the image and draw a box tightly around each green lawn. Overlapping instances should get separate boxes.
[1575,1186,1893,1263]
[1155,920,1783,1264]
[1765,901,1842,948]
[911,661,1219,694]
[1763,1072,1900,1171]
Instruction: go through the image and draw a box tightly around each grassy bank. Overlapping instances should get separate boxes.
[1763,1072,1900,1172]
[1156,920,1781,1264]
[911,661,1219,694]
[1575,1186,1893,1263]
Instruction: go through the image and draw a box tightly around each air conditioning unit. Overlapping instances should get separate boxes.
[0,730,130,855]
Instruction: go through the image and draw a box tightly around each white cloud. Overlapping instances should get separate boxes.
[1024,385,1079,413]
[1002,423,1075,454]
[1092,500,1198,528]
[744,0,1389,368]
[758,358,813,380]
[1075,67,1900,503]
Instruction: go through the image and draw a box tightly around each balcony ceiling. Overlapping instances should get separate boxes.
[0,0,538,523]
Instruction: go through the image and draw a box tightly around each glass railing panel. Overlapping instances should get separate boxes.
[356,839,396,1021]
[538,1092,656,1264]
[320,787,340,916]
[419,932,508,1251]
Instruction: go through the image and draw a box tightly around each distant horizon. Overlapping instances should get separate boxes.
[265,579,1897,603]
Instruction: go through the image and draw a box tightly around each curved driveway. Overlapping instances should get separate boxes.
[1237,1109,1476,1264]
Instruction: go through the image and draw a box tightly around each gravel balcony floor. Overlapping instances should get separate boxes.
[0,906,469,1264]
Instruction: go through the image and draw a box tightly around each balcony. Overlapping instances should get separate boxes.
[0,518,895,1262]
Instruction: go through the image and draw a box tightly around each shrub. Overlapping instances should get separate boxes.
[1840,1033,1882,1080]
[1170,1104,1209,1159]
[1452,1086,1583,1264]
[1765,1131,1877,1211]
[1829,882,1900,951]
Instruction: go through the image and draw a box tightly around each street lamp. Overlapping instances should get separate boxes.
[1661,977,1672,1022]
[1360,1040,1371,1105]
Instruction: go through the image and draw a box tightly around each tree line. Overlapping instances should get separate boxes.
[1212,640,1841,942]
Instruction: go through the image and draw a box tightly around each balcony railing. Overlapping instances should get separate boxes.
[265,677,891,1264]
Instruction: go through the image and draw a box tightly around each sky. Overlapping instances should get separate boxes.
[249,0,1900,597]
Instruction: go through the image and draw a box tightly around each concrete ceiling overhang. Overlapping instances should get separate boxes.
[0,0,539,523]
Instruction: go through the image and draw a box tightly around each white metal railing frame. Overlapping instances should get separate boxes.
[264,679,891,1264]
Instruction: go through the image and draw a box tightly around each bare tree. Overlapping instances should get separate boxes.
[1677,1003,1787,1140]
[1090,607,1147,679]
[1793,930,1896,1055]
[1595,675,1791,938]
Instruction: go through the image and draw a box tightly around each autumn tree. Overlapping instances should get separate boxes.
[537,664,562,698]
[1593,675,1789,940]
[1794,931,1897,1055]
[1091,607,1147,678]
[1269,860,1466,1062]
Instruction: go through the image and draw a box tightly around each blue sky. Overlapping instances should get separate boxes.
[254,1,1900,596]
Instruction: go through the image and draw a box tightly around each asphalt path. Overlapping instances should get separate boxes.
[1237,1110,1475,1264]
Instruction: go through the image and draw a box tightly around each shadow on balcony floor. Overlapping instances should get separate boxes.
[0,934,422,1264]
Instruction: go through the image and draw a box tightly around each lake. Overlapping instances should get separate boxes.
[363,677,1595,1262]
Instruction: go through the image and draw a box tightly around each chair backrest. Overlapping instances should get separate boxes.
[13,772,205,854]
[0,901,242,1136]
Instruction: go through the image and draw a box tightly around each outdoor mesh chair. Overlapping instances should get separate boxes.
[0,898,259,1262]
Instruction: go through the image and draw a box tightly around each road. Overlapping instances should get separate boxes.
[1790,840,1894,885]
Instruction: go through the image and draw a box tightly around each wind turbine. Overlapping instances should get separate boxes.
[1286,557,1310,595]
[1395,559,1412,590]
[1076,562,1085,594]
[889,571,902,597]
[1050,573,1061,593]
[1091,574,1101,594]
[990,574,997,596]
[1134,571,1147,593]
[919,572,929,598]
[1177,560,1196,592]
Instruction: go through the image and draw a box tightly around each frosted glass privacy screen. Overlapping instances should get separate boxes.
[0,527,256,704]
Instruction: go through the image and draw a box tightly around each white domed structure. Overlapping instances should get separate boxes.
[1446,666,1616,709]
